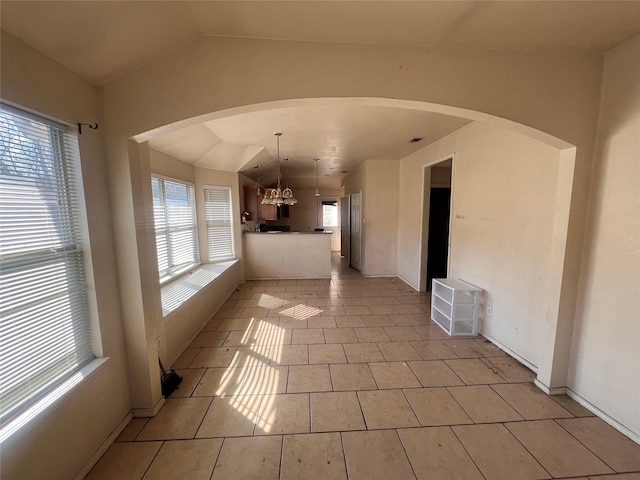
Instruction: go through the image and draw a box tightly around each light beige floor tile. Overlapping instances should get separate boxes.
[588,474,640,480]
[189,347,237,368]
[330,363,377,391]
[270,344,308,365]
[213,308,244,320]
[278,317,309,329]
[362,314,395,327]
[190,331,229,348]
[357,389,420,429]
[376,341,422,361]
[142,439,223,480]
[323,327,358,343]
[408,360,464,387]
[506,420,613,477]
[445,358,507,384]
[383,326,423,341]
[369,305,399,315]
[473,338,509,357]
[171,368,206,397]
[311,391,366,432]
[138,398,212,440]
[410,340,458,360]
[320,305,347,316]
[413,325,451,340]
[194,366,288,396]
[309,344,346,364]
[172,347,201,369]
[343,343,385,363]
[448,385,523,423]
[335,315,367,328]
[307,316,337,329]
[453,423,551,480]
[551,395,594,417]
[281,432,347,480]
[116,417,149,442]
[369,361,421,389]
[398,427,484,480]
[292,328,325,344]
[222,328,292,347]
[86,442,162,480]
[388,313,422,326]
[403,388,473,426]
[344,305,373,315]
[216,317,253,330]
[255,393,310,435]
[212,436,282,480]
[353,327,391,342]
[287,364,332,393]
[442,339,487,358]
[491,383,573,419]
[557,417,640,472]
[342,429,416,480]
[394,304,424,314]
[196,395,259,438]
[482,357,536,382]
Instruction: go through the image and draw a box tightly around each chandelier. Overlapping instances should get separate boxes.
[261,133,297,206]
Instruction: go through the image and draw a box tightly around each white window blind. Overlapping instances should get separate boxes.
[151,177,198,281]
[0,103,94,425]
[204,186,234,262]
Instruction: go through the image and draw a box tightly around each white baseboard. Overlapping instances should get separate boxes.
[396,274,420,292]
[133,396,165,418]
[74,412,133,480]
[564,389,640,445]
[533,379,567,396]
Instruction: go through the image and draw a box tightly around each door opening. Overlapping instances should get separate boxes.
[349,192,362,271]
[424,159,452,291]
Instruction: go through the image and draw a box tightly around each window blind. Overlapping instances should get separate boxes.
[0,104,94,425]
[151,177,198,280]
[204,186,234,262]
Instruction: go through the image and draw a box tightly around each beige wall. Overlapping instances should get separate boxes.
[569,35,640,440]
[0,31,131,479]
[399,122,561,369]
[4,25,639,479]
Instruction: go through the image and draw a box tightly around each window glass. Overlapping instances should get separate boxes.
[151,177,198,281]
[0,104,94,424]
[322,200,339,227]
[204,186,234,261]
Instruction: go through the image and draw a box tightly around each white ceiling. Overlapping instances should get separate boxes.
[3,1,639,189]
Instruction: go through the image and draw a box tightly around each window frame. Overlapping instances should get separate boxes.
[0,103,96,427]
[151,175,200,284]
[203,185,235,263]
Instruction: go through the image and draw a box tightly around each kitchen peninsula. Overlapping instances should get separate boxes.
[243,231,332,279]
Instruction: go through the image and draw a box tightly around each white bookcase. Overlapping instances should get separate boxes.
[431,278,482,336]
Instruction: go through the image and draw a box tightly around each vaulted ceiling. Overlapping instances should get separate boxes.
[3,1,639,189]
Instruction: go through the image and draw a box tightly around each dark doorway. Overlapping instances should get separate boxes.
[426,187,451,289]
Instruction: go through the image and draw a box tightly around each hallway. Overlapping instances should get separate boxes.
[87,255,640,479]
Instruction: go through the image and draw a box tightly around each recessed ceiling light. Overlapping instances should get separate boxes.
[341,170,348,174]
[254,164,261,168]
[409,137,424,143]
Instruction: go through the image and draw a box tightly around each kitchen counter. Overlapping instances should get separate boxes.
[243,230,332,279]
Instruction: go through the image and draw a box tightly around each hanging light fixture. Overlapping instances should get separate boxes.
[261,133,297,206]
[282,158,297,205]
[314,158,321,197]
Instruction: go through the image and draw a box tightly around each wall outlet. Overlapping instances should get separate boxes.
[486,305,493,317]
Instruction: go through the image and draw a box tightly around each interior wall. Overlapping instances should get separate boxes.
[569,34,640,440]
[0,31,131,479]
[398,122,561,369]
[269,188,342,232]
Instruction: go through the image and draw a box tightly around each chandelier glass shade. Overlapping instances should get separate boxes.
[261,133,297,206]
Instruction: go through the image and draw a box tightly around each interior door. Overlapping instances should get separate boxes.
[349,192,362,271]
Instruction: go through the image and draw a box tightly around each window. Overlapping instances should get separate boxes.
[0,104,94,425]
[322,200,339,227]
[204,186,234,262]
[151,177,199,282]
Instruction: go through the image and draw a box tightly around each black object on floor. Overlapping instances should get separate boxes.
[159,359,182,397]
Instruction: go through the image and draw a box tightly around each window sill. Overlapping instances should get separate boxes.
[0,357,109,446]
[161,259,239,316]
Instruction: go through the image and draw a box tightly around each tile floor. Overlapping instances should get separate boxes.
[87,254,640,480]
